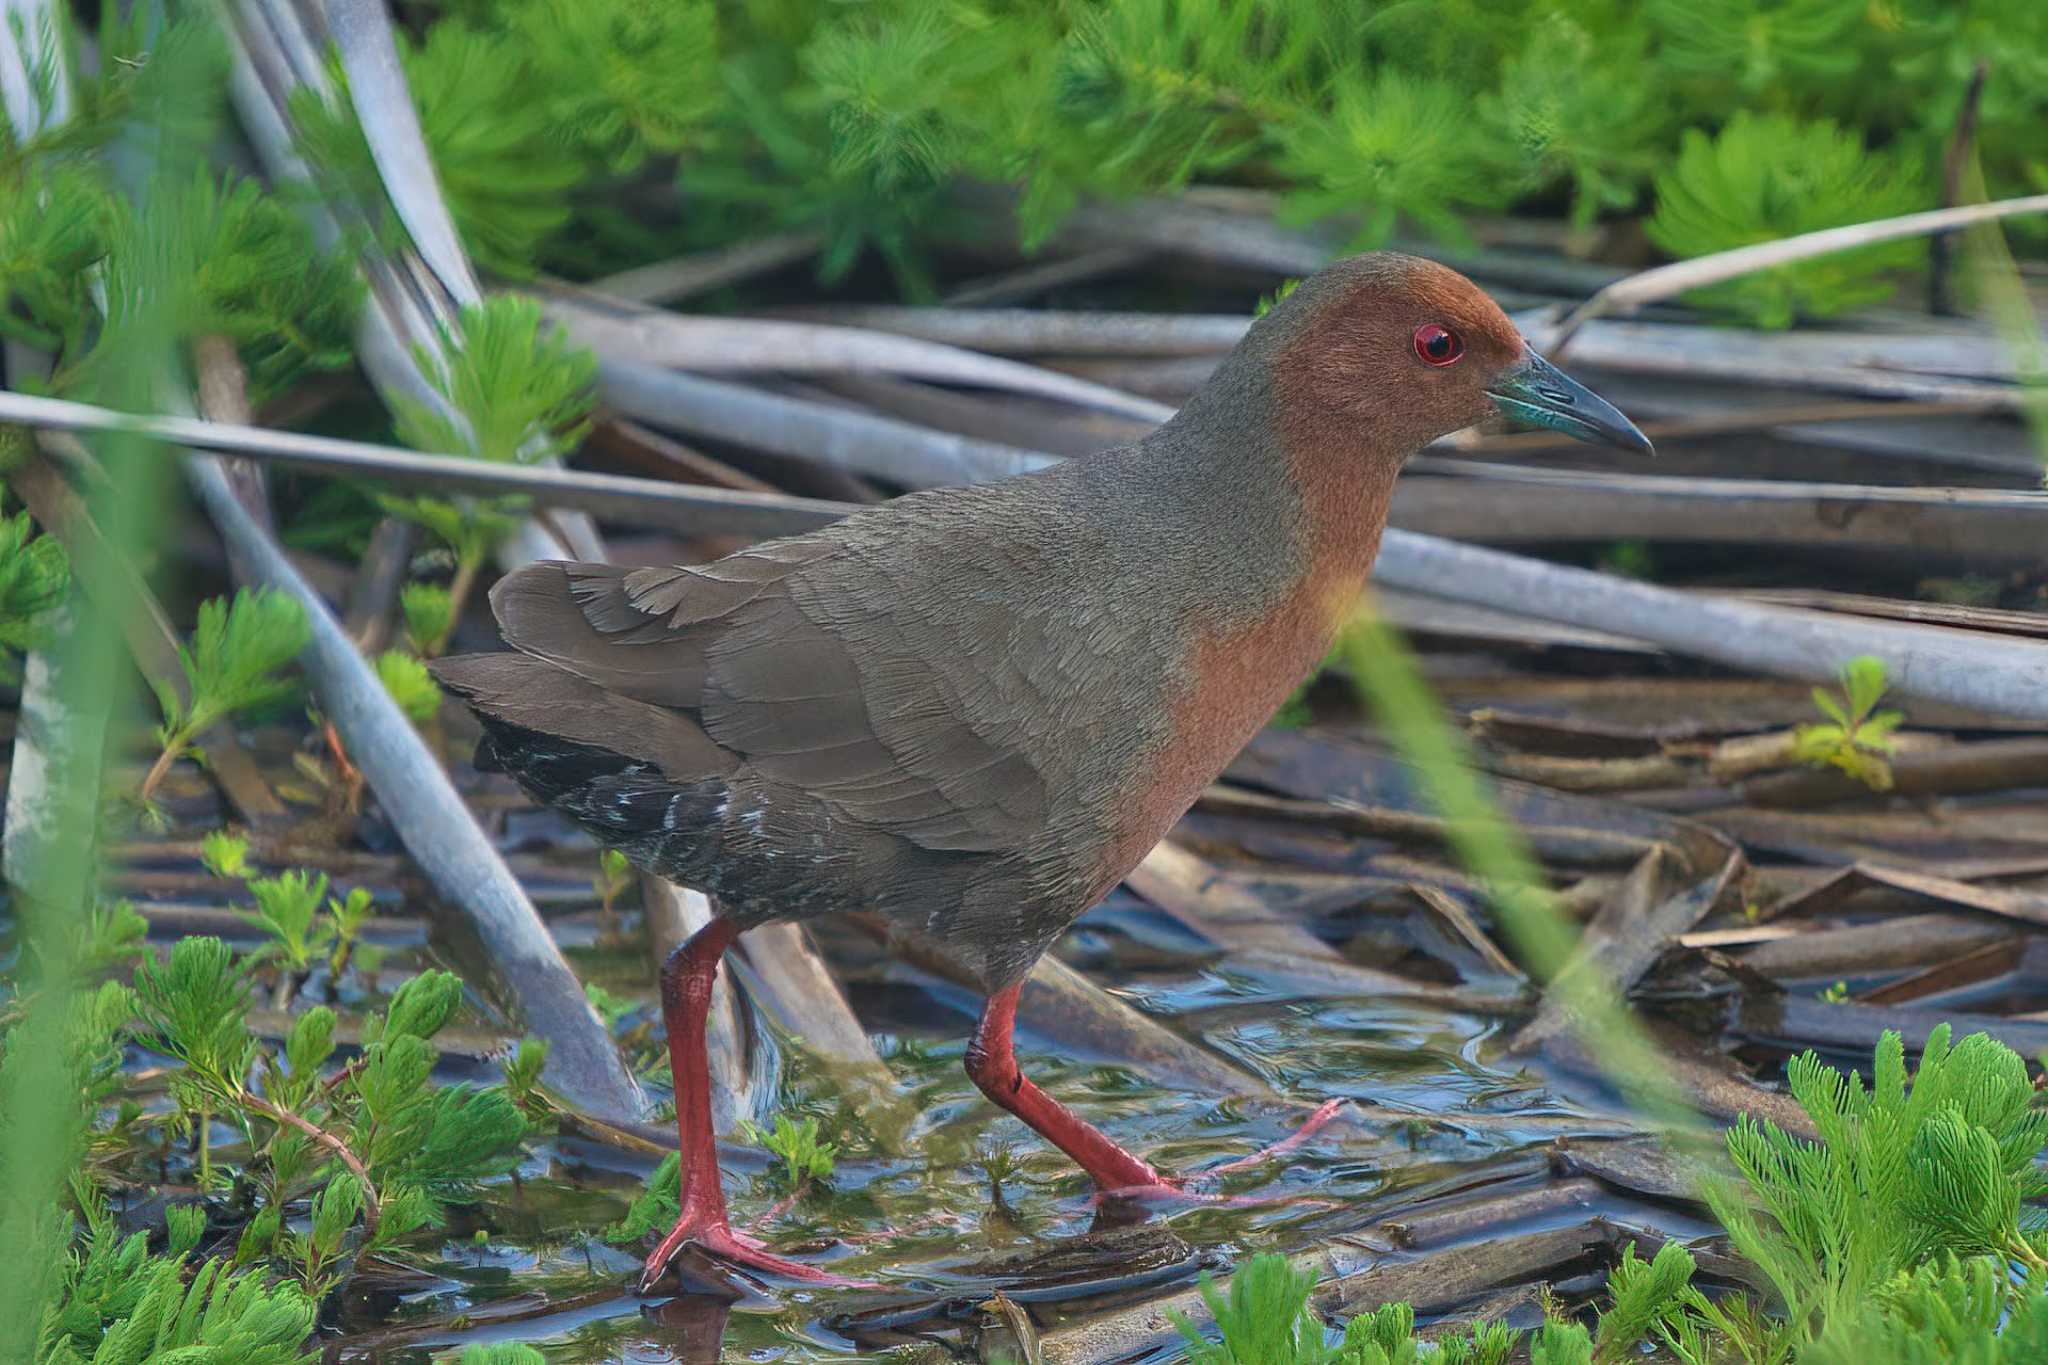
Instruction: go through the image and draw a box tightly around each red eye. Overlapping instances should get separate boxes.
[1414,324,1464,366]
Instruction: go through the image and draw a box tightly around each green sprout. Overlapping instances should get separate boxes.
[400,582,454,658]
[243,870,331,976]
[381,297,596,652]
[375,649,444,727]
[0,509,70,676]
[593,847,634,939]
[1792,655,1903,791]
[739,1114,838,1188]
[144,589,310,808]
[200,829,253,880]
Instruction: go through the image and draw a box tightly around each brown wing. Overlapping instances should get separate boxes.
[479,538,1049,854]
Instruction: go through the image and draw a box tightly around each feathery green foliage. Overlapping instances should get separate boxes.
[36,1198,316,1365]
[1171,1254,1328,1365]
[126,939,528,1291]
[375,649,444,727]
[1697,1027,2048,1343]
[739,1114,839,1187]
[1802,1258,2048,1365]
[291,0,722,275]
[91,169,359,400]
[0,163,108,358]
[1791,655,1903,793]
[208,849,379,983]
[143,589,310,808]
[1489,12,1670,227]
[1175,1031,2048,1364]
[289,28,577,279]
[452,1344,547,1365]
[1646,112,1927,326]
[381,298,593,524]
[605,1150,682,1245]
[1646,0,1866,94]
[394,297,595,469]
[0,508,70,665]
[379,296,596,641]
[400,582,454,658]
[1275,70,1516,248]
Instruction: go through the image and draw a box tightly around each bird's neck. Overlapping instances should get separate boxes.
[1128,379,1405,624]
[1112,387,1405,752]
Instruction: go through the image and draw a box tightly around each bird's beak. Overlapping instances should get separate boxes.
[1486,348,1654,455]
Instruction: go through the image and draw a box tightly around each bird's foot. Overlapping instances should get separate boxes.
[639,1214,872,1294]
[1093,1100,1349,1211]
[1202,1098,1347,1178]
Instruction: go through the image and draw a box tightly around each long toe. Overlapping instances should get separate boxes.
[1086,1100,1349,1213]
[639,1216,875,1294]
[1204,1098,1347,1178]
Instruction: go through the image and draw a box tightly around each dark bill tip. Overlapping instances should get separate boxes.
[1486,349,1654,456]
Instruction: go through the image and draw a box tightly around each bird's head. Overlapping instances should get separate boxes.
[1239,252,1651,462]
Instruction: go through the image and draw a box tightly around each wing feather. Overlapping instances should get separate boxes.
[483,525,1052,856]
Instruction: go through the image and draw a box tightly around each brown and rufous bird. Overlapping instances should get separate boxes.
[433,252,1650,1291]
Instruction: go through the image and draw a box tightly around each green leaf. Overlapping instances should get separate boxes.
[1596,1240,1695,1362]
[1841,655,1890,719]
[167,589,311,740]
[0,509,69,657]
[378,969,465,1043]
[130,936,256,1093]
[501,1038,549,1106]
[1529,1320,1594,1365]
[244,869,333,972]
[394,296,595,468]
[163,1204,207,1259]
[375,650,444,727]
[399,582,453,656]
[309,1171,363,1260]
[200,829,253,880]
[1171,1253,1330,1365]
[605,1150,680,1244]
[1810,687,1850,728]
[738,1114,837,1185]
[284,1006,338,1081]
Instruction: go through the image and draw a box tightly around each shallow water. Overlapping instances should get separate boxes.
[52,778,1708,1363]
[310,943,1663,1362]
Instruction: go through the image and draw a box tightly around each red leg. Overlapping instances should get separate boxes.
[963,982,1181,1198]
[640,917,853,1292]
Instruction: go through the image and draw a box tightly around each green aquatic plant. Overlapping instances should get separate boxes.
[740,1114,839,1188]
[127,943,528,1292]
[0,509,68,659]
[1173,1031,2048,1363]
[35,1192,316,1365]
[1646,112,1928,327]
[400,582,455,658]
[1791,655,1902,791]
[375,650,444,727]
[144,589,310,808]
[380,296,596,645]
